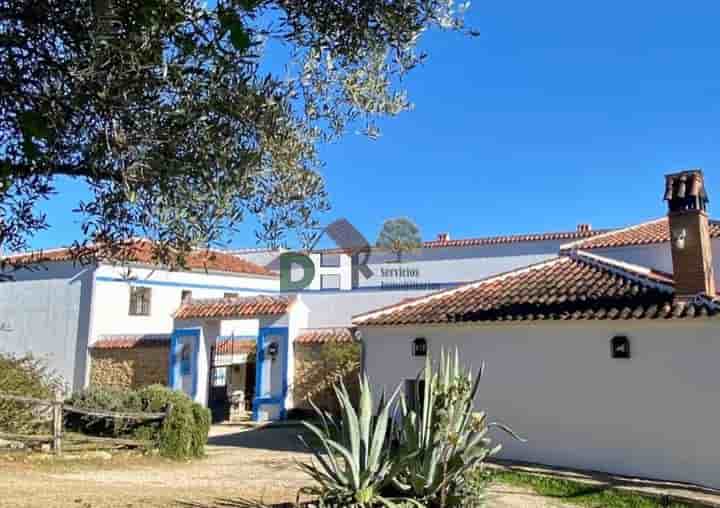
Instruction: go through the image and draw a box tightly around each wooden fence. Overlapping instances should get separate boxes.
[0,392,171,455]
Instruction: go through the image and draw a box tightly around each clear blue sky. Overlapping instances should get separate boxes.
[32,1,720,249]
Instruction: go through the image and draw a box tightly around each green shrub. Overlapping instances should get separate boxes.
[299,377,410,508]
[394,351,524,507]
[0,353,63,434]
[137,384,210,459]
[297,350,522,508]
[65,387,144,436]
[66,384,210,459]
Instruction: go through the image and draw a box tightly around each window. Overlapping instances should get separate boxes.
[320,252,341,267]
[129,287,151,316]
[212,367,227,387]
[320,274,341,290]
[223,292,238,299]
[180,343,192,375]
[181,290,192,303]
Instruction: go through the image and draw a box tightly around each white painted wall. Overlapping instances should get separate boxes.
[286,297,310,409]
[359,240,565,288]
[587,238,720,286]
[361,320,720,489]
[90,263,279,342]
[301,289,438,328]
[277,240,565,293]
[0,262,95,391]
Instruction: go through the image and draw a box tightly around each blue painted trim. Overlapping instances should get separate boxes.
[96,276,279,293]
[280,329,289,420]
[254,397,283,404]
[97,275,461,294]
[169,328,201,400]
[252,332,264,421]
[252,326,289,422]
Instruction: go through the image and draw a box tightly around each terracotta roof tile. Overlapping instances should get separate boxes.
[422,229,610,248]
[562,217,720,250]
[175,295,294,320]
[91,334,170,349]
[4,239,276,277]
[295,327,356,344]
[353,252,720,326]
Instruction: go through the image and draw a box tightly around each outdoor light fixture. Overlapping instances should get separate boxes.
[672,228,687,250]
[412,337,428,357]
[267,342,279,360]
[611,335,630,359]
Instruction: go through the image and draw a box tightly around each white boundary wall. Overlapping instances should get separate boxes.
[361,320,720,488]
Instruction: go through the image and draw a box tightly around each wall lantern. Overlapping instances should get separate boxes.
[671,227,687,250]
[611,335,630,359]
[267,342,279,360]
[412,337,428,357]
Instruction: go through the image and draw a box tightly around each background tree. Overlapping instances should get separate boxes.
[376,217,422,262]
[0,0,473,269]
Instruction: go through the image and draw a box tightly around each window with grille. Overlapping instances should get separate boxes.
[320,252,341,267]
[129,287,151,316]
[321,274,341,290]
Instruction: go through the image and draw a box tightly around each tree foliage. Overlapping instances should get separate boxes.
[376,217,422,262]
[0,0,473,266]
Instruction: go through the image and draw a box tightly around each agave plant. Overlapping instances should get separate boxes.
[394,350,523,507]
[298,376,419,507]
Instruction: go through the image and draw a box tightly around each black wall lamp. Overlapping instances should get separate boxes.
[611,335,630,359]
[412,337,428,357]
[267,342,279,360]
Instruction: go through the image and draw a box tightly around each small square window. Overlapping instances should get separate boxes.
[129,287,151,316]
[181,290,192,303]
[212,367,227,387]
[320,274,341,290]
[320,252,341,267]
[224,292,238,299]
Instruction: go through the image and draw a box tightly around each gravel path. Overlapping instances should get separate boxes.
[0,425,568,508]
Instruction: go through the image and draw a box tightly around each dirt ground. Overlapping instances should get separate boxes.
[0,425,568,508]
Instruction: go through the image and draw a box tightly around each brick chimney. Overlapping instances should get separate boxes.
[437,232,450,242]
[664,169,715,297]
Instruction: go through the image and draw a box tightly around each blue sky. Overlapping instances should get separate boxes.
[32,1,720,249]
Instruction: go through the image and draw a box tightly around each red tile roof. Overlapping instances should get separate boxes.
[295,327,357,344]
[175,295,294,320]
[4,239,276,277]
[353,252,720,326]
[91,334,170,349]
[562,217,720,251]
[422,228,610,248]
[215,339,256,355]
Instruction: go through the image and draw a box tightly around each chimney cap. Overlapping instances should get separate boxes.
[576,224,592,233]
[664,169,708,212]
[437,232,450,242]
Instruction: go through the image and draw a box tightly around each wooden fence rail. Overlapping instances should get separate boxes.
[0,392,172,455]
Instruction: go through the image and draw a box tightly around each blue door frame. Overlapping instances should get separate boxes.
[169,328,201,400]
[252,326,289,421]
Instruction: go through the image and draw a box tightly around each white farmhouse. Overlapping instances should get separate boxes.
[0,242,278,391]
[354,169,720,489]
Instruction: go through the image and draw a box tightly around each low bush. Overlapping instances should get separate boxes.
[65,384,210,459]
[0,353,63,434]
